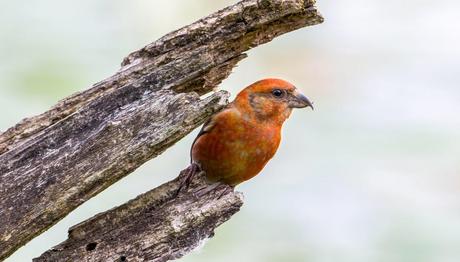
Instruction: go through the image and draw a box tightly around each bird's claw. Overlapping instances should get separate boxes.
[175,164,233,199]
[176,163,201,197]
[194,182,234,199]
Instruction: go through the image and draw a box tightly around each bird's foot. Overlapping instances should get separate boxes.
[176,163,201,197]
[194,182,234,199]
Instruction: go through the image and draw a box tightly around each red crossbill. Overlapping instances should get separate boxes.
[181,78,313,192]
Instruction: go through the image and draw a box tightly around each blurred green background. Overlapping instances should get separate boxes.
[2,0,460,261]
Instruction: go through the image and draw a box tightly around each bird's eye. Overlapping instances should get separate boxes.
[271,89,284,98]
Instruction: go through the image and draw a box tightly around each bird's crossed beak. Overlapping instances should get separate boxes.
[289,89,314,110]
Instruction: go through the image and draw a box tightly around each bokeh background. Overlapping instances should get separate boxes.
[2,0,460,261]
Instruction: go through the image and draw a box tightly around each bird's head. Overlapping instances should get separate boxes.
[234,78,313,125]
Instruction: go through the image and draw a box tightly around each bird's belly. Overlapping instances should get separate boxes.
[192,125,280,185]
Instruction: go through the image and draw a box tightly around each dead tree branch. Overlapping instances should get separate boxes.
[35,169,243,262]
[0,0,323,260]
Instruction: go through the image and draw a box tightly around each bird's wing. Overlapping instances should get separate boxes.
[190,116,216,163]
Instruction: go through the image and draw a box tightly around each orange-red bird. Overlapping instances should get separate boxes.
[189,78,313,187]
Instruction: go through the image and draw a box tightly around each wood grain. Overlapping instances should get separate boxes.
[0,0,323,259]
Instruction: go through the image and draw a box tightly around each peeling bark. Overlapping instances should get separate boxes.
[0,0,323,260]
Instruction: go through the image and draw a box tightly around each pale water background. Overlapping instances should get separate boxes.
[1,0,460,261]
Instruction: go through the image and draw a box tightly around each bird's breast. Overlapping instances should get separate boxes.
[192,113,282,185]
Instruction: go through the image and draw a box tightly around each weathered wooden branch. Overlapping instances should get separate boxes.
[35,169,244,262]
[0,0,323,260]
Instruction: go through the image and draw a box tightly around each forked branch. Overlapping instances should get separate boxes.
[0,0,323,260]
